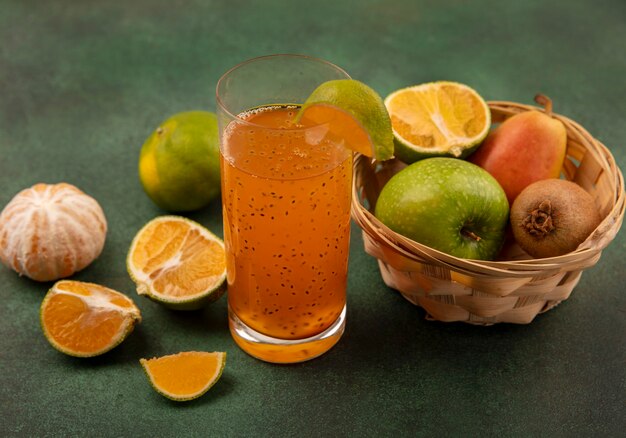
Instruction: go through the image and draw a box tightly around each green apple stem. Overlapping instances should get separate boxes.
[534,94,553,117]
[461,228,482,242]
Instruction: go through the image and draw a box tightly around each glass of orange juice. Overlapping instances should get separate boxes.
[216,54,353,363]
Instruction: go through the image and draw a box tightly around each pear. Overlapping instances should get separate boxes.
[469,95,567,205]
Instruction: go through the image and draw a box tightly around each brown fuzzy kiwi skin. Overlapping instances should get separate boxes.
[510,179,602,258]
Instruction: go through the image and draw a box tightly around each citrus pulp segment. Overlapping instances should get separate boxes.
[126,216,226,310]
[298,79,394,161]
[139,351,226,402]
[40,280,141,357]
[384,81,490,163]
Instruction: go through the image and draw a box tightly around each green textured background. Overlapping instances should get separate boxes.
[1,1,625,436]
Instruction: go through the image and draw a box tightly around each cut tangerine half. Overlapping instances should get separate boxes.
[40,280,141,357]
[126,216,226,310]
[384,81,490,163]
[140,351,226,402]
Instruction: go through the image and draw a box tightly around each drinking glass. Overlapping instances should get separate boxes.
[216,54,352,363]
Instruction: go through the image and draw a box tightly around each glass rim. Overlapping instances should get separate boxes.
[215,54,351,130]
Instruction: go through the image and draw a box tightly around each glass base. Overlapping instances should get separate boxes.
[228,305,346,364]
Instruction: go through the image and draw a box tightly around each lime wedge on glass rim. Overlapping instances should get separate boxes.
[297,79,395,161]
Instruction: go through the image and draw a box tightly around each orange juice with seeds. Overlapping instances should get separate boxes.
[221,105,352,341]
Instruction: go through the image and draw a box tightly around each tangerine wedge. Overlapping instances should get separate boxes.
[140,351,226,402]
[40,280,141,357]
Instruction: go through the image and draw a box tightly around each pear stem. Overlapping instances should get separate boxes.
[534,94,553,117]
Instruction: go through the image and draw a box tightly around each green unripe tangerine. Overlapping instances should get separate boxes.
[139,111,221,212]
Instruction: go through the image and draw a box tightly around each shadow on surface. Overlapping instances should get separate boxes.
[326,285,562,374]
[155,297,230,337]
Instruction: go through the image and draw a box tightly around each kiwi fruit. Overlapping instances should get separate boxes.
[510,179,601,258]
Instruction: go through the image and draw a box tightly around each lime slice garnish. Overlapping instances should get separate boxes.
[298,79,394,161]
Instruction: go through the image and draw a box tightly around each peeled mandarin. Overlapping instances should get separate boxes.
[0,183,107,281]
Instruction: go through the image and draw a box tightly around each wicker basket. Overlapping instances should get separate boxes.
[351,100,625,325]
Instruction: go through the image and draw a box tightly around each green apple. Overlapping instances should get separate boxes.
[374,157,509,260]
